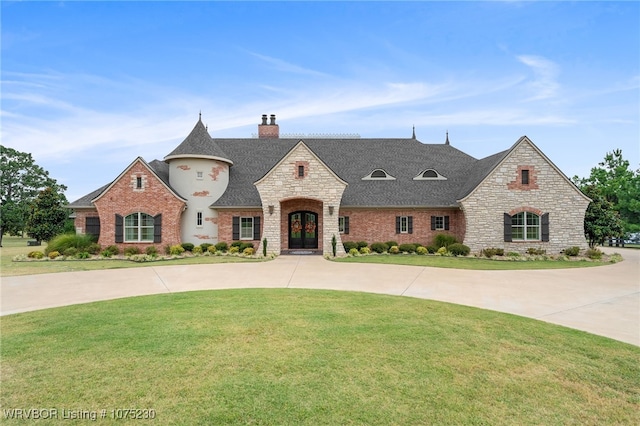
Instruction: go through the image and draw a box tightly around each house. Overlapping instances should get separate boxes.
[68,114,591,256]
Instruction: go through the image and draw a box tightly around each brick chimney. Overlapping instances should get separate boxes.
[258,114,279,138]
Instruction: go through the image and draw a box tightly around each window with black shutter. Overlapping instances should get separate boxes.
[154,214,162,243]
[232,217,240,241]
[115,214,123,243]
[85,217,100,239]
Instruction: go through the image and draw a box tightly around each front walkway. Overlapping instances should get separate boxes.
[1,247,638,346]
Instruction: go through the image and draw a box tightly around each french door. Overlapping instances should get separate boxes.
[288,211,318,249]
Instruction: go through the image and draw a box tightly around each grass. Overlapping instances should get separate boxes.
[333,252,618,270]
[0,235,265,277]
[1,289,638,425]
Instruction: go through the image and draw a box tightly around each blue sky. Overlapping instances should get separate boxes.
[2,1,639,203]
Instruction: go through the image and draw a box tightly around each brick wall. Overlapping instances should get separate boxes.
[338,207,465,246]
[73,209,100,234]
[217,209,264,250]
[93,160,186,251]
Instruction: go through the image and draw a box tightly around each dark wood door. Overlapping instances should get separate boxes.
[289,211,318,249]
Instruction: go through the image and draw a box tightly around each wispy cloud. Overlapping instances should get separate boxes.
[517,54,560,100]
[247,52,331,77]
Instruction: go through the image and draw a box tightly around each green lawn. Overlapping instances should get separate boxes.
[1,289,638,425]
[0,235,265,277]
[333,252,619,270]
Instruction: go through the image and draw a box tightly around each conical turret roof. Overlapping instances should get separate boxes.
[164,117,233,165]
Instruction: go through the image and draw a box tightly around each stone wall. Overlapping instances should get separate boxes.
[93,160,185,251]
[460,138,590,254]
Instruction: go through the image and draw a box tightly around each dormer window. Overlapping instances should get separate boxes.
[413,169,447,181]
[362,169,396,180]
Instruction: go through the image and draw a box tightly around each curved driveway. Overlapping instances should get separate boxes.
[2,247,638,346]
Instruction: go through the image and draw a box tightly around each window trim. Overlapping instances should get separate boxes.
[399,216,409,234]
[196,211,203,227]
[511,211,540,241]
[362,168,396,180]
[521,169,530,185]
[196,171,204,180]
[433,216,445,230]
[124,212,155,243]
[136,176,142,189]
[240,217,254,240]
[413,169,447,180]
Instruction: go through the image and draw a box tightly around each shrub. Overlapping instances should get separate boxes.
[229,246,240,254]
[87,243,102,255]
[563,246,581,257]
[44,233,96,255]
[482,248,504,258]
[356,241,368,249]
[426,245,438,254]
[76,252,90,259]
[28,251,44,259]
[181,242,195,252]
[331,235,336,257]
[359,247,371,255]
[343,241,358,251]
[243,247,255,256]
[192,246,203,255]
[384,241,399,249]
[215,242,229,252]
[200,243,213,252]
[370,242,389,253]
[448,243,470,256]
[585,248,603,260]
[416,246,428,255]
[207,245,217,254]
[129,254,156,263]
[241,242,254,251]
[48,251,61,259]
[389,245,400,254]
[105,245,120,256]
[145,246,158,256]
[124,247,141,256]
[263,237,268,257]
[507,252,521,257]
[348,248,359,256]
[436,247,448,255]
[398,243,417,253]
[433,234,458,248]
[100,250,113,258]
[526,247,546,255]
[63,247,78,257]
[169,244,185,256]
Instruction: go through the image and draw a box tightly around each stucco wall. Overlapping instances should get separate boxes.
[168,158,229,245]
[460,139,590,254]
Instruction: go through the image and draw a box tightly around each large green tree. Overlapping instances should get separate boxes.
[26,187,69,243]
[574,149,640,233]
[0,145,67,246]
[581,185,624,248]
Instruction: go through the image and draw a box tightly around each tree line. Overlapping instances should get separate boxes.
[1,144,639,248]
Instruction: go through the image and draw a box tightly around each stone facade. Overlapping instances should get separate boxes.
[254,142,347,255]
[92,159,185,251]
[460,138,590,254]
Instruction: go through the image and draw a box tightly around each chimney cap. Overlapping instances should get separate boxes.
[269,114,276,125]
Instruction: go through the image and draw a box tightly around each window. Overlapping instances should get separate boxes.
[413,169,447,181]
[522,169,530,185]
[298,165,305,177]
[136,177,142,189]
[196,171,203,180]
[196,211,203,227]
[396,216,413,234]
[511,212,539,241]
[338,216,349,234]
[371,170,387,178]
[124,212,154,242]
[434,216,444,230]
[240,217,254,240]
[363,169,396,180]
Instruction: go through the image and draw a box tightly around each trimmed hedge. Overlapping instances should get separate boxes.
[448,243,470,256]
[398,243,417,253]
[343,241,358,251]
[370,242,389,253]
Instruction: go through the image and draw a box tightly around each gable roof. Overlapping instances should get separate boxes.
[164,118,233,165]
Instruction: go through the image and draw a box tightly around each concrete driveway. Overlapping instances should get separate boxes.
[2,247,638,346]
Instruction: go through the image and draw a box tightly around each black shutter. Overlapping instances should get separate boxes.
[232,217,240,241]
[504,213,512,242]
[154,214,162,243]
[115,214,123,243]
[86,217,100,239]
[408,216,413,234]
[395,216,401,234]
[444,216,450,231]
[344,216,350,234]
[253,216,261,240]
[541,213,549,242]
[431,216,436,231]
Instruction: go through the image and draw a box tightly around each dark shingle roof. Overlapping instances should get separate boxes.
[164,119,232,164]
[212,138,480,207]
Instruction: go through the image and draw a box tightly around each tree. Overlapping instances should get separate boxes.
[26,187,68,243]
[574,149,640,233]
[581,185,624,248]
[0,145,67,246]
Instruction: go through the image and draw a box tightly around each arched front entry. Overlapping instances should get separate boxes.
[288,211,318,249]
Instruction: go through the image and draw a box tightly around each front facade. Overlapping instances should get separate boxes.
[69,114,590,255]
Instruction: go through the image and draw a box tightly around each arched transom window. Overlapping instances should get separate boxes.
[413,169,447,180]
[511,211,540,241]
[362,169,396,180]
[125,212,155,242]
